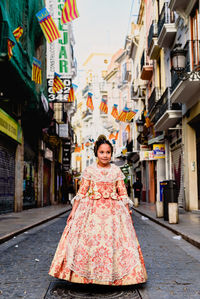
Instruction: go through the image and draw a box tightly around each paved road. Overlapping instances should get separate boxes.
[0,210,200,298]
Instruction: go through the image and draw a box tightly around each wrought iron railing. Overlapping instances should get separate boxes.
[148,21,158,50]
[148,87,162,113]
[158,2,175,37]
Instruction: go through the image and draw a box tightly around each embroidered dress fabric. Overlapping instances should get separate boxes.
[49,163,147,285]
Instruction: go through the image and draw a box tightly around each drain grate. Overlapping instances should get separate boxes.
[44,281,142,299]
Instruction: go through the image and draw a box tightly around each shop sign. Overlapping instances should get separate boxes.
[153,144,165,159]
[140,151,156,161]
[0,108,22,143]
[45,148,53,161]
[46,0,72,103]
[59,124,68,138]
[62,139,71,171]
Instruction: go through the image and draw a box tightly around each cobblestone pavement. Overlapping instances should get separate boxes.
[0,210,200,298]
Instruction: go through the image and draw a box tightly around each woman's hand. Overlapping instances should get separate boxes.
[67,210,75,225]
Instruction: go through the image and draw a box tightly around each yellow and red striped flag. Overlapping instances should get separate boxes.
[125,124,130,133]
[115,130,119,140]
[67,84,77,102]
[36,8,60,43]
[126,109,138,121]
[109,132,116,140]
[61,0,79,24]
[111,104,119,119]
[7,39,15,60]
[13,26,23,42]
[117,107,129,122]
[99,98,108,114]
[32,57,42,84]
[52,72,65,94]
[86,92,94,111]
[74,145,81,153]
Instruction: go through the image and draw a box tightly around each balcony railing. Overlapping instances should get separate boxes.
[152,87,181,124]
[148,21,158,50]
[148,87,162,113]
[158,2,175,37]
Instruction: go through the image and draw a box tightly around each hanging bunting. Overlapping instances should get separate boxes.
[61,0,79,24]
[7,39,15,60]
[118,107,130,122]
[13,26,23,42]
[52,72,65,93]
[111,104,119,119]
[36,8,60,43]
[99,98,108,114]
[86,92,94,111]
[32,57,42,84]
[126,109,138,121]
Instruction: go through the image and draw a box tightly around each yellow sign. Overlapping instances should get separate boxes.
[0,108,22,143]
[153,144,165,159]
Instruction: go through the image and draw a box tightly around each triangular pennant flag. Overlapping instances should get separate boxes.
[7,39,15,60]
[52,72,65,93]
[32,57,42,84]
[61,0,79,24]
[13,26,23,42]
[111,104,119,119]
[118,107,130,122]
[86,92,94,111]
[99,98,108,114]
[36,8,60,43]
[126,109,138,121]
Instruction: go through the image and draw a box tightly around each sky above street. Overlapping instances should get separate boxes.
[73,0,139,68]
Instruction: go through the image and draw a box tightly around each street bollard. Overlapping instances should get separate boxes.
[156,201,164,218]
[168,203,179,224]
[133,197,139,207]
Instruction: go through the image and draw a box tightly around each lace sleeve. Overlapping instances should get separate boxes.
[70,168,91,205]
[116,168,133,207]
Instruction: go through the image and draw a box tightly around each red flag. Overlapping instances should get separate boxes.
[32,57,42,84]
[7,39,15,60]
[52,72,65,94]
[118,107,129,122]
[13,26,23,42]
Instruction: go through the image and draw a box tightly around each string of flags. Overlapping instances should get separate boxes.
[32,57,42,84]
[86,93,94,111]
[99,98,108,114]
[61,0,79,24]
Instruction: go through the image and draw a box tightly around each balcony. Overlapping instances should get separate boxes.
[171,41,200,108]
[131,84,146,101]
[140,52,153,81]
[152,88,182,131]
[82,109,93,122]
[157,2,176,48]
[169,0,196,19]
[148,21,160,60]
[148,87,162,113]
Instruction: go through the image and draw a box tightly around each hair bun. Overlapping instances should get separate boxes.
[97,135,107,142]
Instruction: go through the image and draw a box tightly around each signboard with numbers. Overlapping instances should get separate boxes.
[47,78,71,102]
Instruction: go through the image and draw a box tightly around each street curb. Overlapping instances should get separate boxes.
[0,207,72,245]
[132,207,200,249]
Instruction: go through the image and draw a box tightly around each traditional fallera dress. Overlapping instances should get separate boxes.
[49,162,147,285]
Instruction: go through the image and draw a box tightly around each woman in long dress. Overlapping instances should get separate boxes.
[49,135,147,285]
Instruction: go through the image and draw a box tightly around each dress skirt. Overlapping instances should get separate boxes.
[49,196,147,286]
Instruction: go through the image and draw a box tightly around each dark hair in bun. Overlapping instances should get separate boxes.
[94,135,113,157]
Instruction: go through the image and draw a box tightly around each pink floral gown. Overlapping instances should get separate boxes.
[49,162,147,285]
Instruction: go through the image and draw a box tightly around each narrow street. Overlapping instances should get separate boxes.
[0,211,200,299]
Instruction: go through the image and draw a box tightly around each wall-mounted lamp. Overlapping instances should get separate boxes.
[171,44,200,81]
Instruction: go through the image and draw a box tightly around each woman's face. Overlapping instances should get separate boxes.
[97,144,112,166]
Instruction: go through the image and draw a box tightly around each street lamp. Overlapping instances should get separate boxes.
[171,44,200,80]
[136,119,144,133]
